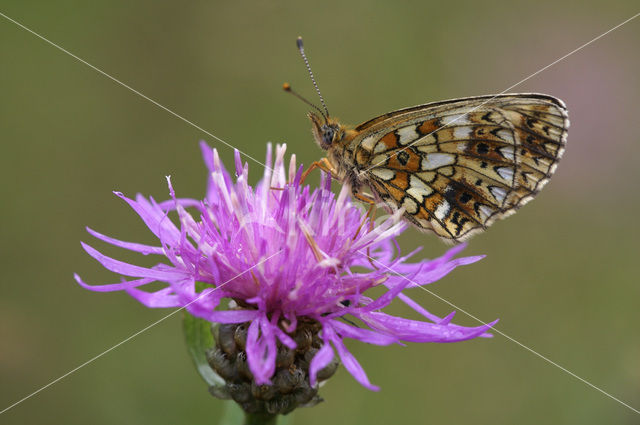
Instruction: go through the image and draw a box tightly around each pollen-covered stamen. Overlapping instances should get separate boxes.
[298,218,326,264]
[250,271,261,289]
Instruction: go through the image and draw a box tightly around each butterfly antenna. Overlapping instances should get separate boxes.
[296,36,330,119]
[282,82,327,119]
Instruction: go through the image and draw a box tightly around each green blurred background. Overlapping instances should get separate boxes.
[1,1,639,424]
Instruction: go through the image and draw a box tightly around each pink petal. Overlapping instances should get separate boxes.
[245,316,277,385]
[86,227,164,255]
[125,287,181,308]
[81,242,186,281]
[359,311,498,343]
[74,273,154,292]
[331,320,397,346]
[114,192,182,246]
[309,338,334,386]
[324,324,379,391]
[203,309,259,323]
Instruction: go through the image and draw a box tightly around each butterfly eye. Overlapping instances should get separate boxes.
[321,124,337,146]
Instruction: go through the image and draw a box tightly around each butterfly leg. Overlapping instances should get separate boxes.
[273,157,334,190]
[352,191,380,269]
[352,192,376,240]
[300,157,336,184]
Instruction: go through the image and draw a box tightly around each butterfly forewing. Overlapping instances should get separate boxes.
[348,94,569,242]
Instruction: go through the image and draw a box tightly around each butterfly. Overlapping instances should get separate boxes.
[286,37,569,242]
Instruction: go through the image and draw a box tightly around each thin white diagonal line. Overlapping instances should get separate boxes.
[360,11,640,175]
[1,3,638,417]
[0,250,283,416]
[0,10,274,173]
[365,253,640,415]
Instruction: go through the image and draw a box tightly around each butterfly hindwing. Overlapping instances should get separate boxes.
[350,94,569,241]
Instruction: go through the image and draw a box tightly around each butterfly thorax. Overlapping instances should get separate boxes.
[308,112,365,190]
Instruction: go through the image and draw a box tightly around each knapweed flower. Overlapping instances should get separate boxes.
[76,142,496,415]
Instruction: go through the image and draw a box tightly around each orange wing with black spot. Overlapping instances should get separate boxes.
[348,94,569,242]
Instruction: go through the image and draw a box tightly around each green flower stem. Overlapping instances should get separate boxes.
[244,413,278,425]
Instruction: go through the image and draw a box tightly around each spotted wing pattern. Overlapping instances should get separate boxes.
[349,94,569,242]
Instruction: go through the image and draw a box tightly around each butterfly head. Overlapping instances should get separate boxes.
[308,112,343,150]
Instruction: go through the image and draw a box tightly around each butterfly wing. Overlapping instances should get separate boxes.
[350,94,569,242]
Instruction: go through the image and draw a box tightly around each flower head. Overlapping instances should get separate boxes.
[76,142,496,394]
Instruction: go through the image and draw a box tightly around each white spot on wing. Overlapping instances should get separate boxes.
[496,167,515,182]
[453,126,472,140]
[421,153,455,170]
[370,168,395,181]
[499,146,515,161]
[374,141,388,153]
[402,197,418,214]
[478,205,494,220]
[409,174,431,190]
[397,126,419,145]
[442,114,469,126]
[407,175,434,202]
[360,135,377,152]
[496,129,514,143]
[407,187,432,203]
[489,186,507,204]
[434,200,450,220]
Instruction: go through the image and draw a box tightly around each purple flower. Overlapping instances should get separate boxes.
[76,142,497,391]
